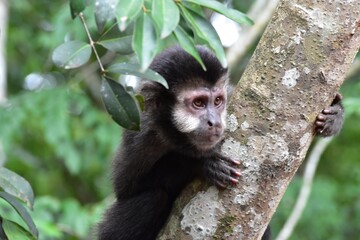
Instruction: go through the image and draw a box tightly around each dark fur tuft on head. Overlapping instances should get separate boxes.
[149,46,227,90]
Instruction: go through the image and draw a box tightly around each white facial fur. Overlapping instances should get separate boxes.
[172,107,201,133]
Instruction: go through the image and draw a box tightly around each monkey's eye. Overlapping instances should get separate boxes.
[214,96,223,106]
[193,98,206,108]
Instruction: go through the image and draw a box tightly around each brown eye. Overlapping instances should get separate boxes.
[193,99,205,108]
[214,97,223,106]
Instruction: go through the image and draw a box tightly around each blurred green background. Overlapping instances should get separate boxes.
[1,1,359,239]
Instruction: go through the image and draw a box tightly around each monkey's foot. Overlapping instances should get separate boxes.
[315,93,344,137]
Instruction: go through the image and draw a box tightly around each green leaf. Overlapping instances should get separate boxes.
[97,36,133,54]
[107,63,168,88]
[94,0,119,32]
[2,219,35,240]
[184,0,253,25]
[0,167,34,209]
[70,0,86,19]
[116,0,144,31]
[152,0,180,38]
[101,77,141,130]
[173,26,206,70]
[181,2,205,16]
[52,41,92,69]
[133,12,158,70]
[135,94,145,111]
[0,192,38,238]
[180,5,227,67]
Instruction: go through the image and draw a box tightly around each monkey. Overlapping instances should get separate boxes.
[97,45,344,240]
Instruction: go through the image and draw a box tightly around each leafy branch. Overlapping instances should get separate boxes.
[78,13,105,73]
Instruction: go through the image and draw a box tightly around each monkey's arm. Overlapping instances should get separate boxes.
[112,130,169,198]
[315,93,344,137]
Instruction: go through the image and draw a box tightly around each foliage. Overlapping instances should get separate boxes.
[0,86,120,239]
[0,169,38,239]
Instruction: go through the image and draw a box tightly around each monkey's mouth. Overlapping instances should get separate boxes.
[192,133,222,150]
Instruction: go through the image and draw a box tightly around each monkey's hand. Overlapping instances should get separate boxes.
[315,93,344,137]
[203,153,241,189]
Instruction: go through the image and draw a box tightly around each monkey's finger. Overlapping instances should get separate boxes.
[216,161,240,178]
[322,108,339,115]
[220,156,240,166]
[215,181,227,189]
[215,177,238,188]
[231,159,241,165]
[316,114,325,121]
[230,177,239,184]
[215,170,238,184]
[315,121,325,127]
[230,169,241,177]
[213,152,240,165]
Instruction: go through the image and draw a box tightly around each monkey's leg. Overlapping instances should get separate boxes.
[97,190,171,240]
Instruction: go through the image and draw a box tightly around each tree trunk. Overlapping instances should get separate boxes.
[159,0,360,239]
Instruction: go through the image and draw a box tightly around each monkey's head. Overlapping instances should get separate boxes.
[172,78,228,151]
[145,46,229,151]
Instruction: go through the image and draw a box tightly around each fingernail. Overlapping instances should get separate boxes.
[231,178,238,184]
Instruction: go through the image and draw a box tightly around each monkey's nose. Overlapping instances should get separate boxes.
[207,120,221,128]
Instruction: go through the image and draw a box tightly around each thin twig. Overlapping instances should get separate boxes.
[78,12,105,74]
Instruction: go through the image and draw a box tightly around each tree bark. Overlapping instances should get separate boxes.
[159,0,360,239]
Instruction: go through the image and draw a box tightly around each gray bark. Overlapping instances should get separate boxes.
[159,0,360,239]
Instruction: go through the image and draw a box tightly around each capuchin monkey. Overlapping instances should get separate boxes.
[97,46,344,240]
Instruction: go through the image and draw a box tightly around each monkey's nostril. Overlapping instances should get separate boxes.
[208,121,213,127]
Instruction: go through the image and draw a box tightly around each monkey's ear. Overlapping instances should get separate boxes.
[140,81,164,110]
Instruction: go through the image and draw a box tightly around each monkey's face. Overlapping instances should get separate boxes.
[172,85,227,151]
